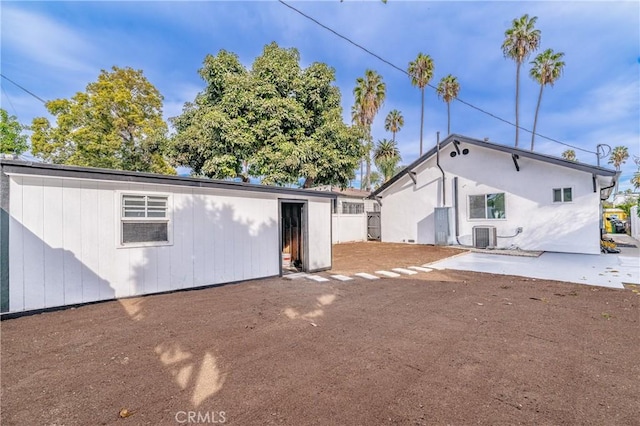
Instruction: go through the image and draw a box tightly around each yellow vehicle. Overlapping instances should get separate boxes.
[603,208,627,233]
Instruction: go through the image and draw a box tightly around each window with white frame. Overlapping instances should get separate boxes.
[553,187,572,203]
[342,202,365,214]
[121,194,170,245]
[469,193,506,219]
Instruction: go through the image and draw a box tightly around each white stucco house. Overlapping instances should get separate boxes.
[370,134,619,255]
[0,160,335,315]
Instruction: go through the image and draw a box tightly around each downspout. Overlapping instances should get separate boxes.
[436,131,446,206]
[453,176,462,245]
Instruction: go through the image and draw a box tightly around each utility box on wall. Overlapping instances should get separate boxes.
[434,207,452,245]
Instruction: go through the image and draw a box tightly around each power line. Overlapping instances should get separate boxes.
[1,84,19,117]
[278,0,596,155]
[1,74,47,104]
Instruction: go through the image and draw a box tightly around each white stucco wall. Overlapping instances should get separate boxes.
[7,175,332,313]
[631,206,640,240]
[379,145,603,254]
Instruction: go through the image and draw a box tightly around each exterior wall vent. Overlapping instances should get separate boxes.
[472,226,497,248]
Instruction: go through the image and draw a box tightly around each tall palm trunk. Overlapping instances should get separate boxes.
[360,159,364,189]
[419,87,425,156]
[530,83,544,151]
[364,135,372,191]
[515,61,521,147]
[447,101,451,135]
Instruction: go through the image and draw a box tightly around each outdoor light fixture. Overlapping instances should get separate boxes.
[450,140,470,158]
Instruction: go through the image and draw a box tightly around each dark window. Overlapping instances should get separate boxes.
[553,187,572,203]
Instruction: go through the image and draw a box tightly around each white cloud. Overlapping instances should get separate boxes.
[1,6,95,74]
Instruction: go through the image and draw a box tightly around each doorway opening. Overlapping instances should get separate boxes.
[280,201,307,274]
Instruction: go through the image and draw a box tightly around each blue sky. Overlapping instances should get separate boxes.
[1,1,639,191]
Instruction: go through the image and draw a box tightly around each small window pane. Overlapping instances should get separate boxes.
[563,188,572,202]
[124,210,146,218]
[122,222,168,243]
[342,202,364,214]
[553,189,562,202]
[487,193,505,219]
[469,195,486,219]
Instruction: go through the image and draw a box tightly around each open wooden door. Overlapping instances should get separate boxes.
[281,201,305,273]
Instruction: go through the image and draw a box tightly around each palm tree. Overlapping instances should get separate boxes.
[435,74,460,135]
[352,69,386,191]
[631,171,640,190]
[632,156,640,190]
[529,49,565,151]
[561,149,577,161]
[408,53,434,156]
[373,138,401,182]
[384,109,404,143]
[502,14,541,148]
[608,146,630,194]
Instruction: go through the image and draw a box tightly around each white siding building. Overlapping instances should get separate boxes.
[371,135,619,255]
[0,161,334,315]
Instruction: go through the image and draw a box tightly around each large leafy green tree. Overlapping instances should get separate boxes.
[435,74,460,135]
[529,48,565,151]
[30,66,173,174]
[352,69,386,191]
[373,138,401,182]
[384,109,404,143]
[608,146,629,194]
[408,53,434,156]
[0,108,28,155]
[171,43,362,188]
[502,14,541,148]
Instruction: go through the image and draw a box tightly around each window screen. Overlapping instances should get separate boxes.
[122,222,168,243]
[469,195,486,219]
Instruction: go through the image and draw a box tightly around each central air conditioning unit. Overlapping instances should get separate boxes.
[472,226,497,249]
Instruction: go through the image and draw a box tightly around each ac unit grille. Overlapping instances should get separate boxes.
[473,226,497,248]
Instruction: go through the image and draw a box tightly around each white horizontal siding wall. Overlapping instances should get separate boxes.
[380,145,602,254]
[10,175,331,313]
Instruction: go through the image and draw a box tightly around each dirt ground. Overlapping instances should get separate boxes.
[330,241,462,275]
[2,243,639,425]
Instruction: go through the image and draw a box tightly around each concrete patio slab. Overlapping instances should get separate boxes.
[427,250,639,289]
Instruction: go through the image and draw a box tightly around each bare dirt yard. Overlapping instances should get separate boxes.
[2,243,639,425]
